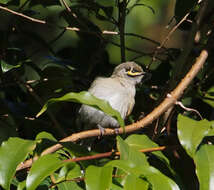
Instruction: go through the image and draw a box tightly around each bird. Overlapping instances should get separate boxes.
[76,61,148,131]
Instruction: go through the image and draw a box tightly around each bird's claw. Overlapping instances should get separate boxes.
[114,128,119,135]
[98,124,106,137]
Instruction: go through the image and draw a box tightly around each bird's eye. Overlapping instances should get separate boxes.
[132,69,139,73]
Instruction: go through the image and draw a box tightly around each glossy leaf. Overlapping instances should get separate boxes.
[57,181,83,190]
[35,131,57,141]
[124,174,149,190]
[116,136,180,190]
[194,145,214,190]
[125,134,171,167]
[110,183,124,190]
[26,154,66,190]
[56,163,82,183]
[177,114,212,157]
[17,180,26,190]
[0,138,36,190]
[85,165,113,190]
[37,91,124,127]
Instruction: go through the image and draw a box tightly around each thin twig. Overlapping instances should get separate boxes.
[61,0,71,12]
[0,6,46,24]
[148,12,190,70]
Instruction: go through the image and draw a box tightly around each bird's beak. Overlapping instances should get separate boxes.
[126,70,146,76]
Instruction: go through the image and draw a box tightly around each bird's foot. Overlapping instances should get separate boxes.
[97,124,106,137]
[114,128,120,135]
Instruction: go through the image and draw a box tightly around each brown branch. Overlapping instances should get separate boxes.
[16,49,208,172]
[17,145,172,171]
[63,146,170,163]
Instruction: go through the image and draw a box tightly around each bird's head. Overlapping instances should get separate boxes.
[111,62,149,85]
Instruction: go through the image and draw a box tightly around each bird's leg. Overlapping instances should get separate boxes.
[97,124,106,137]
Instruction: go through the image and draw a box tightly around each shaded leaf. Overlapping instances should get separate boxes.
[26,154,66,190]
[37,91,124,127]
[177,114,212,157]
[0,0,12,4]
[0,138,36,190]
[0,60,21,73]
[85,165,113,190]
[201,87,214,108]
[194,145,214,190]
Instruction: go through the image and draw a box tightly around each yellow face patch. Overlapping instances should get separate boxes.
[126,70,144,76]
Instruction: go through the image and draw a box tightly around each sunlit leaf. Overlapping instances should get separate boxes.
[115,136,179,190]
[56,163,82,183]
[0,138,36,190]
[57,181,83,190]
[194,145,214,190]
[125,134,171,166]
[85,165,113,190]
[177,114,212,157]
[124,174,149,190]
[36,91,124,127]
[26,154,66,190]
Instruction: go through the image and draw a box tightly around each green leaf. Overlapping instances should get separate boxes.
[201,87,214,108]
[0,0,12,4]
[124,174,149,190]
[37,91,124,127]
[85,165,113,190]
[35,131,57,141]
[115,136,180,190]
[57,181,83,190]
[117,136,149,167]
[56,163,82,183]
[177,114,212,157]
[26,154,66,190]
[0,60,21,73]
[125,134,171,167]
[110,183,123,190]
[194,145,214,190]
[0,138,36,190]
[17,180,26,190]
